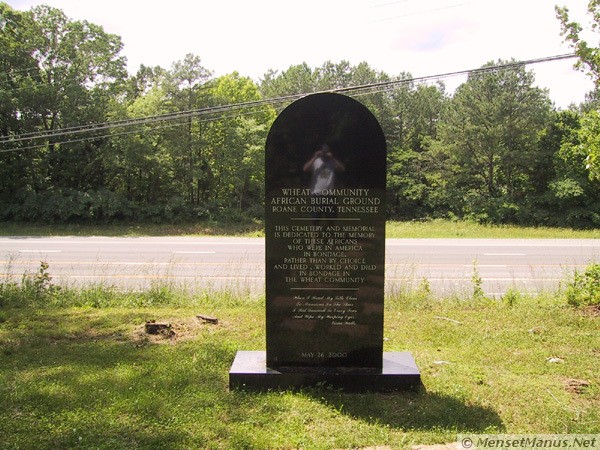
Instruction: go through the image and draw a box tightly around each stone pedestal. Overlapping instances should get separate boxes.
[230,351,421,392]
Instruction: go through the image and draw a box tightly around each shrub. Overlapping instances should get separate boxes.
[0,261,60,307]
[565,263,600,307]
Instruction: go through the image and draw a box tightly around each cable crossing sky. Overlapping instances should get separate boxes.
[0,53,577,154]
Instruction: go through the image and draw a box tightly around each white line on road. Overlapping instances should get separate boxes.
[5,274,264,280]
[19,250,62,253]
[0,240,264,245]
[484,253,526,256]
[0,260,262,267]
[172,251,216,254]
[462,264,507,267]
[385,241,600,247]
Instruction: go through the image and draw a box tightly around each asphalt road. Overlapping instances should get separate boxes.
[1,236,598,297]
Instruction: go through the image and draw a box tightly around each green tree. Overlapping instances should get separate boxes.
[104,60,276,222]
[0,3,35,136]
[106,83,175,206]
[260,62,317,98]
[0,4,127,221]
[386,83,449,218]
[536,110,600,227]
[163,53,212,205]
[259,60,392,112]
[434,61,552,223]
[22,5,126,189]
[0,3,39,213]
[204,72,274,217]
[556,0,600,179]
[124,64,167,101]
[578,109,600,181]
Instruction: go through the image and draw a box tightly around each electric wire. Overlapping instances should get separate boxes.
[2,53,576,145]
[0,103,289,154]
[0,92,300,145]
[0,53,578,153]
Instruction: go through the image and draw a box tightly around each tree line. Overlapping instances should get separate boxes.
[1,2,599,227]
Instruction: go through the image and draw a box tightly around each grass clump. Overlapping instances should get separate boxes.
[564,263,600,307]
[0,261,61,307]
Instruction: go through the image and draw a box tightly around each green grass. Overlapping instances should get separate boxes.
[0,285,598,449]
[386,219,600,239]
[1,219,599,238]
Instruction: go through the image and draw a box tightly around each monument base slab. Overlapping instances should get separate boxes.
[229,351,421,392]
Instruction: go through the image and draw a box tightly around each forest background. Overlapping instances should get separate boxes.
[1,2,600,228]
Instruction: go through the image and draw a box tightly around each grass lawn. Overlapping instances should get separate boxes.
[0,289,598,449]
[1,219,599,238]
[386,220,600,239]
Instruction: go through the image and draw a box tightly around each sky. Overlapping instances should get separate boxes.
[8,0,597,108]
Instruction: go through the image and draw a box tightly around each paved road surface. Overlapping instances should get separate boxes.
[1,237,598,297]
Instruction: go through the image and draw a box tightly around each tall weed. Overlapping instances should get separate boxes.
[0,261,60,307]
[564,263,600,306]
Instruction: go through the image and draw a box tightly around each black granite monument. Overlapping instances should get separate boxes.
[229,93,420,391]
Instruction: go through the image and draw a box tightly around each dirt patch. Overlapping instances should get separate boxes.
[132,316,218,346]
[144,321,174,337]
[581,305,600,317]
[562,378,591,395]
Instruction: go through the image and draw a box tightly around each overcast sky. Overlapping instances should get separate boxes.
[8,0,596,108]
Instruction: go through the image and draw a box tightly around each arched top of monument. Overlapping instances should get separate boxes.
[265,93,386,191]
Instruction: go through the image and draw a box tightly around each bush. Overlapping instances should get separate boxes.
[0,261,60,307]
[565,263,600,307]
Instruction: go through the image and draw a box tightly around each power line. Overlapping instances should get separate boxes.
[0,53,576,150]
[0,53,578,153]
[0,105,286,154]
[3,54,577,144]
[0,95,291,145]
